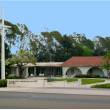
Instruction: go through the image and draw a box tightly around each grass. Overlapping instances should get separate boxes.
[66,78,78,82]
[46,78,65,82]
[92,83,110,88]
[47,77,78,82]
[81,78,105,85]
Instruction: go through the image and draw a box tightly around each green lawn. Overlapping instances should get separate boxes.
[92,83,110,88]
[81,78,105,85]
[66,78,78,82]
[47,77,78,82]
[47,78,65,82]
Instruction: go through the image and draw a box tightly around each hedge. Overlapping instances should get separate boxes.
[0,80,7,87]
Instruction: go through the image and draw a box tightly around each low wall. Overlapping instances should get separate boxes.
[7,78,44,88]
[7,78,81,88]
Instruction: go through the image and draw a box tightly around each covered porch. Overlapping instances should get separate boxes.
[11,62,63,78]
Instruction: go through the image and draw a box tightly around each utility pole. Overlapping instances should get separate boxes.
[0,8,11,79]
[0,8,5,79]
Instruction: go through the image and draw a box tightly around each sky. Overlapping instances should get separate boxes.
[1,0,110,39]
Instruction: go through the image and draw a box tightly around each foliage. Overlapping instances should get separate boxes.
[46,77,65,82]
[31,31,110,62]
[6,75,21,79]
[46,77,78,82]
[75,74,104,78]
[66,78,78,82]
[82,46,93,56]
[2,20,110,78]
[102,52,110,78]
[92,83,110,88]
[6,49,36,78]
[1,20,21,46]
[0,80,7,87]
[81,78,105,85]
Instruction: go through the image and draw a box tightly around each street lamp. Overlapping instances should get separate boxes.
[0,8,11,79]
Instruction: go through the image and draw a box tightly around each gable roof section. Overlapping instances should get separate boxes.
[62,56,103,67]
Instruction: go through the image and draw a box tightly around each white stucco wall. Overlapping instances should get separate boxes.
[11,66,108,78]
[62,66,90,77]
[62,67,69,77]
[79,67,91,75]
[62,66,108,77]
[103,69,108,77]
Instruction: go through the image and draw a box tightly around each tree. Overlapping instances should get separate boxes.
[94,36,110,56]
[6,49,36,78]
[12,23,30,51]
[30,31,95,62]
[102,52,110,78]
[0,20,21,47]
[72,33,94,49]
[82,46,93,56]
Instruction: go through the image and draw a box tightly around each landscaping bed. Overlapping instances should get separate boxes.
[47,77,78,82]
[66,78,78,82]
[92,83,110,88]
[81,78,105,85]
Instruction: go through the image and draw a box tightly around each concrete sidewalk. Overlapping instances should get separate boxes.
[0,87,110,96]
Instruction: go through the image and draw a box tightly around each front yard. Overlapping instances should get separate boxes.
[47,77,106,84]
[3,77,110,88]
[46,77,78,82]
[81,78,105,85]
[92,83,110,89]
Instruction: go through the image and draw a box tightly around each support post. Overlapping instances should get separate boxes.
[34,67,36,76]
[1,9,5,79]
[16,67,19,77]
[25,67,29,78]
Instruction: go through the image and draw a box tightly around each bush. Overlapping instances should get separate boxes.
[47,77,65,82]
[6,75,21,79]
[46,78,54,82]
[0,80,7,87]
[75,74,106,78]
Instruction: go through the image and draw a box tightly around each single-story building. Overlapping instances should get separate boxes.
[10,56,108,78]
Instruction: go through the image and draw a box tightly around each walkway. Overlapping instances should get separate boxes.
[0,87,110,96]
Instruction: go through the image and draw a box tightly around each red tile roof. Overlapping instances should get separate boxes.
[62,56,103,67]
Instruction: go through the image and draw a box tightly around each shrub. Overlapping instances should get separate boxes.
[6,75,21,79]
[47,78,55,82]
[0,80,7,87]
[75,74,106,78]
[47,77,65,82]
